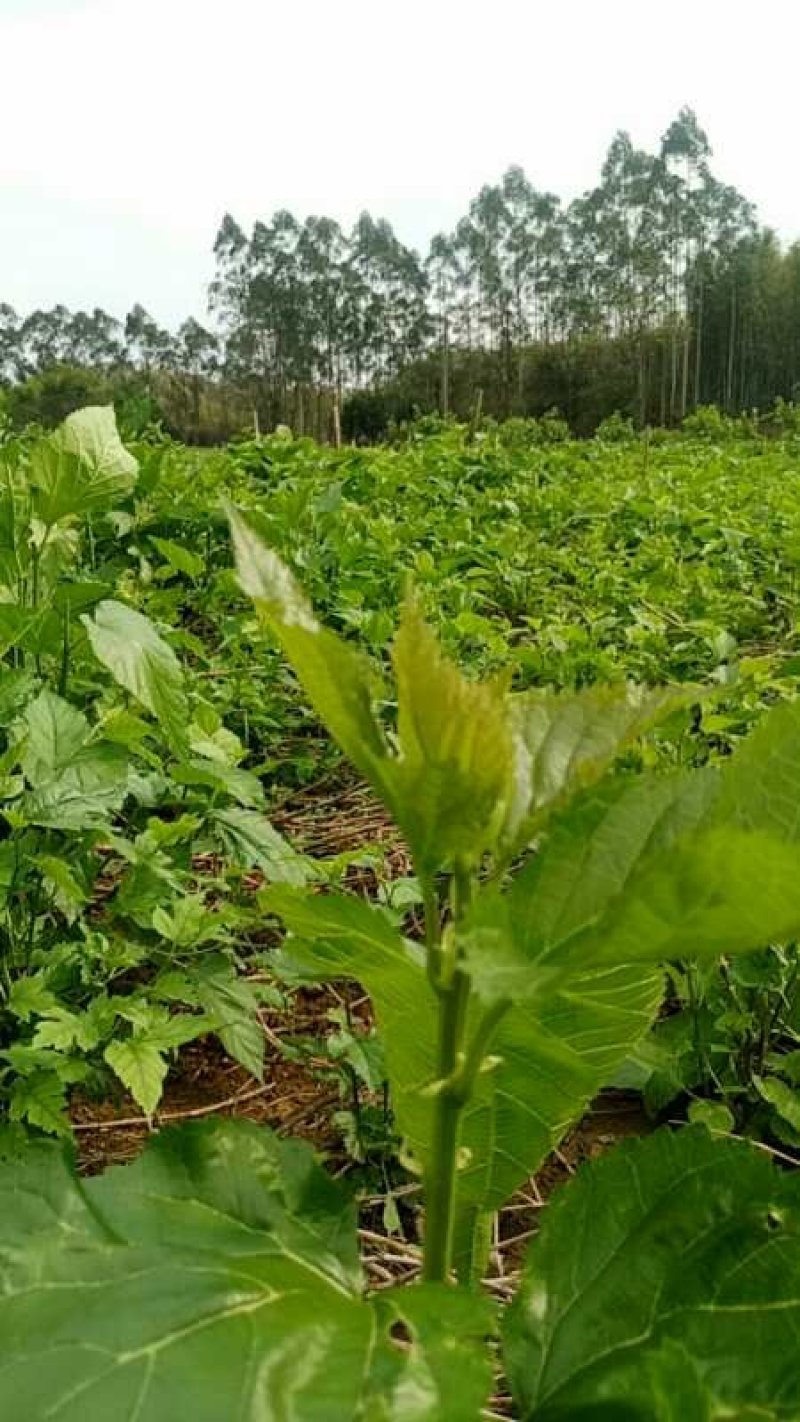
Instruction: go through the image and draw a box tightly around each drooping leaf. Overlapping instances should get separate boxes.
[0,1120,491,1420]
[193,957,265,1080]
[504,1127,800,1420]
[82,600,189,754]
[228,504,390,792]
[212,807,311,884]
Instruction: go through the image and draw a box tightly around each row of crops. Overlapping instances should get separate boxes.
[2,410,800,1418]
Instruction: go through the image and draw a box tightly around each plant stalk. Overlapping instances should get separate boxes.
[422,966,470,1283]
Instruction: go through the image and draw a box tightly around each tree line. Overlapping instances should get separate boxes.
[3,108,800,440]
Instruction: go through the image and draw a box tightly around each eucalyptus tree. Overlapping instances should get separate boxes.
[67,308,124,369]
[124,304,177,373]
[658,107,712,417]
[497,167,563,399]
[426,232,459,413]
[297,215,348,392]
[17,306,75,376]
[344,213,429,387]
[0,303,19,383]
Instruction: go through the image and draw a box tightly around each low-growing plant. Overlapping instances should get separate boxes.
[628,942,800,1144]
[0,410,305,1128]
[595,409,636,442]
[4,524,800,1418]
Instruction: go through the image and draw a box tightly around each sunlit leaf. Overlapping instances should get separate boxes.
[82,600,189,754]
[502,681,699,852]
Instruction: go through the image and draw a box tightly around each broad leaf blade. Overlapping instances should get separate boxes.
[212,807,311,885]
[82,600,189,754]
[193,957,265,1080]
[104,1037,168,1117]
[388,600,513,870]
[504,1127,800,1420]
[30,408,137,524]
[58,405,138,495]
[264,886,663,1280]
[0,1121,491,1420]
[19,688,128,830]
[503,681,698,852]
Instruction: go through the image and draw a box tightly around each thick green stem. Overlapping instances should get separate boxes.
[422,966,470,1282]
[422,859,476,1283]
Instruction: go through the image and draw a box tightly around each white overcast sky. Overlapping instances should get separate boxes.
[1,0,797,327]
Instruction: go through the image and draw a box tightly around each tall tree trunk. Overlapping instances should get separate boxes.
[441,310,450,416]
[726,283,737,412]
[693,274,704,409]
[637,330,647,428]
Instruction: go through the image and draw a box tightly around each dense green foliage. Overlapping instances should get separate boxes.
[3,410,800,1417]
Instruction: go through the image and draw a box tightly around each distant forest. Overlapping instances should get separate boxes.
[3,108,800,441]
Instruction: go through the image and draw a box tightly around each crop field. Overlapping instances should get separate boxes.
[3,409,800,1419]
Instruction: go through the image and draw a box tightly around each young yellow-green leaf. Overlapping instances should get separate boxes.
[503,681,699,853]
[687,1098,735,1133]
[754,1075,800,1134]
[104,1038,168,1117]
[387,600,513,870]
[82,600,189,755]
[504,1127,800,1420]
